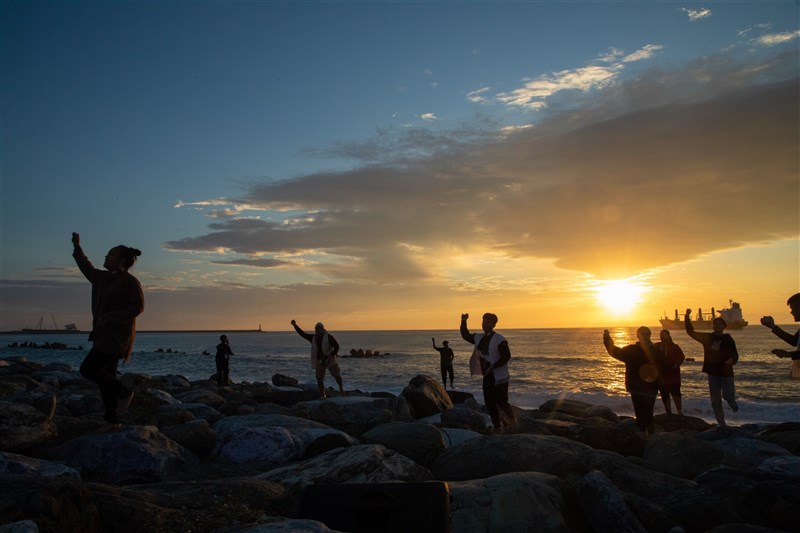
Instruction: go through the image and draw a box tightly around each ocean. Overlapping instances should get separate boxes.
[2,326,798,426]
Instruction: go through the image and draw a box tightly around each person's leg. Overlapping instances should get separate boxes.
[482,375,501,431]
[447,365,454,388]
[659,386,672,414]
[441,366,447,388]
[81,349,125,422]
[315,364,327,399]
[672,385,683,415]
[495,382,517,429]
[721,377,738,412]
[329,364,345,394]
[630,393,649,433]
[708,375,725,427]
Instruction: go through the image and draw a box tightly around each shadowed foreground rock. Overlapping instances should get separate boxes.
[1,356,799,533]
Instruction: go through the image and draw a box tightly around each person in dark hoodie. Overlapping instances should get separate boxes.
[685,309,739,428]
[603,327,663,436]
[72,232,144,425]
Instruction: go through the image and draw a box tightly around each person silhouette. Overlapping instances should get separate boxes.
[432,337,455,388]
[215,334,234,387]
[72,232,144,425]
[760,293,800,377]
[291,319,345,399]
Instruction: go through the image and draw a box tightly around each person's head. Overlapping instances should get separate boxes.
[220,335,228,343]
[787,293,800,322]
[442,340,449,346]
[659,329,672,343]
[636,326,652,343]
[481,313,498,334]
[314,322,325,336]
[104,245,141,272]
[712,317,727,334]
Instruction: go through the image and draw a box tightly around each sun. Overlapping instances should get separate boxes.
[593,279,646,316]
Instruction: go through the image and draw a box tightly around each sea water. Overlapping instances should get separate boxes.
[2,326,798,425]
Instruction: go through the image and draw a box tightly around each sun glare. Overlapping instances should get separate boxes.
[593,279,646,316]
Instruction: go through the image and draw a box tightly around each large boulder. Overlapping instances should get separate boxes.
[756,422,800,454]
[360,422,447,467]
[0,474,99,532]
[642,432,727,479]
[258,444,432,499]
[50,425,199,484]
[0,451,81,482]
[440,405,491,432]
[0,401,57,452]
[172,388,226,408]
[160,419,217,458]
[292,396,413,437]
[212,414,357,469]
[449,471,589,533]
[578,470,647,533]
[87,476,294,533]
[400,375,453,419]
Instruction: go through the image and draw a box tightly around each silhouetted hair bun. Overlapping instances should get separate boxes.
[116,245,141,269]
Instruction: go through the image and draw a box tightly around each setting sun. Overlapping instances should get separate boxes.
[593,279,647,316]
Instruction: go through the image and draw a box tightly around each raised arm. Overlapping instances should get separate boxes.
[760,316,800,347]
[603,329,624,361]
[684,308,704,343]
[71,232,99,282]
[460,313,475,344]
[291,320,313,342]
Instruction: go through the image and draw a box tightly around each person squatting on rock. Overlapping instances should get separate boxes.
[461,312,517,434]
[603,327,664,436]
[432,337,455,389]
[291,319,345,399]
[655,329,686,415]
[760,292,800,361]
[215,334,234,387]
[685,309,739,428]
[72,232,144,425]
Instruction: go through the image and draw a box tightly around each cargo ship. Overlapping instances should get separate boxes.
[660,300,748,330]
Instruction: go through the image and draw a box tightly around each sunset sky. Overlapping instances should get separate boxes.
[2,1,798,332]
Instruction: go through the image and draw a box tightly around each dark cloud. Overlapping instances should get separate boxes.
[210,258,289,268]
[168,51,799,281]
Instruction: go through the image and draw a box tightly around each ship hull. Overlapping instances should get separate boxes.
[659,319,748,331]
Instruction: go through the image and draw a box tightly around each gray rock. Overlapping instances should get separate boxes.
[172,388,226,408]
[258,444,432,498]
[440,405,491,432]
[161,419,217,458]
[50,425,198,484]
[232,520,344,532]
[0,474,98,532]
[292,395,413,437]
[360,422,447,467]
[449,471,589,533]
[0,401,57,452]
[642,432,727,479]
[757,455,800,477]
[578,470,647,533]
[177,402,224,424]
[400,375,453,418]
[0,451,81,482]
[442,428,483,448]
[0,520,39,533]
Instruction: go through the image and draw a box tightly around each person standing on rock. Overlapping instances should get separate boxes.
[685,309,739,428]
[460,312,517,434]
[291,319,345,399]
[603,327,662,436]
[215,334,234,387]
[72,232,144,425]
[655,329,686,415]
[432,337,455,389]
[760,292,800,377]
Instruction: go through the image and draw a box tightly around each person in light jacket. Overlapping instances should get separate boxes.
[291,319,345,399]
[460,312,517,434]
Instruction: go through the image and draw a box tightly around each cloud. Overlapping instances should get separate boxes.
[210,258,289,268]
[467,87,491,103]
[680,7,711,21]
[170,48,799,283]
[756,30,800,47]
[493,44,662,110]
[420,112,438,122]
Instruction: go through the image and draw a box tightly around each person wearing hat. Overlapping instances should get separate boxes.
[215,334,234,387]
[685,309,739,428]
[432,337,455,389]
[291,319,345,399]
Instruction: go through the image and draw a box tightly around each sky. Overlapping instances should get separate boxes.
[1,1,798,332]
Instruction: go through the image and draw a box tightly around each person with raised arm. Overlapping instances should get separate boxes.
[760,293,800,377]
[460,312,517,434]
[432,337,455,389]
[685,308,739,428]
[291,319,344,399]
[72,232,144,425]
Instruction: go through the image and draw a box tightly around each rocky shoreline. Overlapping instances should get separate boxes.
[1,356,798,533]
